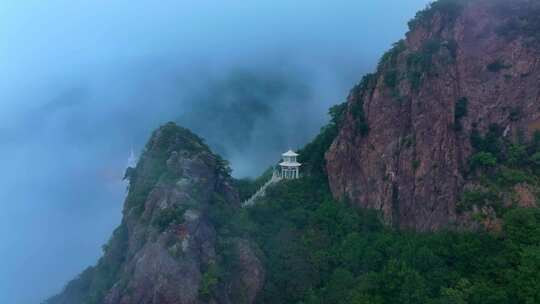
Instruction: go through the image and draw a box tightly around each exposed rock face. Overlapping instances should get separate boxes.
[48,123,264,304]
[226,239,265,304]
[514,183,537,208]
[326,0,540,231]
[109,123,264,304]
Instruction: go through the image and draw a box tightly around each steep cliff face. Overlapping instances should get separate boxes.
[326,0,540,231]
[47,123,264,304]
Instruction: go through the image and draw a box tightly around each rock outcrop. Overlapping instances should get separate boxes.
[326,0,540,231]
[47,123,264,304]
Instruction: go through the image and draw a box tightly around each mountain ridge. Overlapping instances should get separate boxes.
[46,123,264,304]
[326,0,540,231]
[46,0,540,303]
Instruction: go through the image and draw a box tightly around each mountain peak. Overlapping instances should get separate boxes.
[326,0,540,231]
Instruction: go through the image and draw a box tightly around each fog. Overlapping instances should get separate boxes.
[0,1,430,303]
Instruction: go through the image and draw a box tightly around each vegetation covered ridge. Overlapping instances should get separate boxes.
[221,102,540,304]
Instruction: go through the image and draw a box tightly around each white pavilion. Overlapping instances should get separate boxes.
[279,150,301,179]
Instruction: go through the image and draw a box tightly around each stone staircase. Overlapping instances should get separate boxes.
[242,171,282,207]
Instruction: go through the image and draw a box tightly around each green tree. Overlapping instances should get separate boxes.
[438,279,472,304]
[470,152,497,169]
[513,247,540,304]
[323,268,355,303]
[508,144,528,166]
[504,208,540,246]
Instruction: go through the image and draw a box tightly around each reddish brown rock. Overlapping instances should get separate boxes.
[49,123,265,304]
[326,0,540,231]
[514,183,538,208]
[103,124,264,304]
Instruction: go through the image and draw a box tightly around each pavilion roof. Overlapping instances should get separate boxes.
[282,150,299,157]
[279,161,301,167]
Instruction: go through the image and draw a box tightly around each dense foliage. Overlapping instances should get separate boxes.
[458,124,540,219]
[405,38,456,92]
[298,102,346,178]
[408,0,465,31]
[349,74,376,137]
[213,173,540,304]
[235,167,275,202]
[209,103,540,303]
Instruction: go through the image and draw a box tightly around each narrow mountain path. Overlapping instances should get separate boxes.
[242,171,282,207]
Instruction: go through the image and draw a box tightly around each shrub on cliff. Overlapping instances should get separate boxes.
[408,0,465,31]
[487,59,511,72]
[152,207,186,232]
[454,97,468,131]
[470,152,498,169]
[298,102,346,178]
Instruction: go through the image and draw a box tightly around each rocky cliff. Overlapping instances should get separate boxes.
[47,123,264,304]
[326,0,540,231]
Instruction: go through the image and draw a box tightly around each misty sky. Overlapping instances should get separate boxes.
[0,1,430,303]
